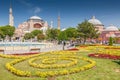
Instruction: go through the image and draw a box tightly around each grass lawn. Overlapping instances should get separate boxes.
[0,46,120,80]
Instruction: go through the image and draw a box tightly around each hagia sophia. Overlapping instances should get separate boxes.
[15,16,49,38]
[8,5,120,43]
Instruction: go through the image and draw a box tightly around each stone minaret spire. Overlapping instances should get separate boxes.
[9,3,14,26]
[57,13,60,30]
[92,16,95,19]
[50,21,53,28]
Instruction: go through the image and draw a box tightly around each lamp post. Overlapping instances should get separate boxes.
[63,40,66,50]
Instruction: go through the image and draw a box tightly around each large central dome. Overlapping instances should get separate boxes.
[30,16,41,20]
[88,16,102,25]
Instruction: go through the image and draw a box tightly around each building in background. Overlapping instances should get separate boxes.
[100,25,120,43]
[88,16,104,33]
[88,16,120,44]
[15,16,49,40]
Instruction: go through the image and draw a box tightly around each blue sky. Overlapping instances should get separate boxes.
[0,0,120,29]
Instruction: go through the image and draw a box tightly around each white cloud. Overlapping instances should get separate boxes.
[34,7,41,14]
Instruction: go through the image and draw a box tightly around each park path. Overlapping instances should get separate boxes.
[4,44,75,54]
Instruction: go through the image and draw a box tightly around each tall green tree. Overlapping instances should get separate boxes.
[108,37,113,46]
[0,25,15,41]
[46,28,60,40]
[31,30,42,38]
[64,27,78,40]
[58,31,67,41]
[37,34,45,41]
[24,33,34,40]
[77,20,99,44]
[0,29,5,40]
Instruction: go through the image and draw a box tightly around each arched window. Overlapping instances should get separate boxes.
[34,23,42,28]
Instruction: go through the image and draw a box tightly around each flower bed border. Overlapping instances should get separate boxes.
[0,51,96,78]
[105,47,120,49]
[67,48,79,51]
[88,53,120,60]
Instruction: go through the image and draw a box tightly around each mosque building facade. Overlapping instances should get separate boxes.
[15,16,49,39]
[88,16,120,44]
[88,16,104,33]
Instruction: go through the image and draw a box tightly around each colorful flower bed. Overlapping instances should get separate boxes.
[35,55,96,78]
[85,45,120,60]
[5,58,31,77]
[67,48,79,51]
[105,47,120,49]
[0,51,96,78]
[10,52,39,56]
[88,53,120,60]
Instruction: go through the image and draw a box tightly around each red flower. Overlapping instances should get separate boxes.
[88,53,120,60]
[68,48,79,51]
[10,52,39,56]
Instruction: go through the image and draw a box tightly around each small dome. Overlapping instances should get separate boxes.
[105,25,119,31]
[30,16,41,20]
[88,16,102,25]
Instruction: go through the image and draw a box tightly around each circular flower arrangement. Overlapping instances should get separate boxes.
[0,51,96,78]
[29,56,78,69]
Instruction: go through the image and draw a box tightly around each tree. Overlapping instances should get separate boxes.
[46,28,60,40]
[58,31,67,41]
[31,30,42,38]
[0,25,15,41]
[24,33,34,40]
[108,37,113,46]
[64,27,78,40]
[0,29,5,40]
[77,20,99,44]
[37,34,45,41]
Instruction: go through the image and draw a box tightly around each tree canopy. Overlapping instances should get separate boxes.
[46,28,60,40]
[24,33,34,40]
[37,34,45,41]
[64,27,78,40]
[31,30,42,37]
[0,25,15,41]
[58,31,67,41]
[77,20,99,44]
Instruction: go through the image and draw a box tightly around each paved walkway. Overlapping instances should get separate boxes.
[4,45,75,54]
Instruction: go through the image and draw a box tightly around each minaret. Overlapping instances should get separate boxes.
[9,4,14,26]
[92,16,95,19]
[50,21,53,28]
[57,13,60,30]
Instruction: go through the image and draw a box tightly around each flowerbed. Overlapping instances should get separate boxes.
[35,56,96,78]
[0,51,96,78]
[67,48,79,51]
[88,53,120,60]
[11,52,39,56]
[105,47,120,49]
[5,58,31,77]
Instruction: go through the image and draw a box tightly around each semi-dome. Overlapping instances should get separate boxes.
[30,16,41,20]
[88,16,102,25]
[105,25,119,31]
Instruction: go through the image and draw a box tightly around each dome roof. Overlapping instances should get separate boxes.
[105,25,119,31]
[88,16,102,25]
[30,16,41,20]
